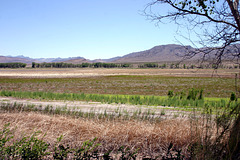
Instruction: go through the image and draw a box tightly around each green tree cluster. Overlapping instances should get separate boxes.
[32,62,131,68]
[138,63,159,68]
[0,63,26,68]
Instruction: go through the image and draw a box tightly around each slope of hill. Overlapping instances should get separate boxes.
[35,57,86,63]
[113,44,194,63]
[0,56,38,64]
[0,56,87,64]
[92,57,122,63]
[63,58,89,64]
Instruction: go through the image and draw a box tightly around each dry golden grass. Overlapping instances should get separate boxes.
[0,111,199,157]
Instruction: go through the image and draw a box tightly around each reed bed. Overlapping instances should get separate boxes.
[0,90,237,112]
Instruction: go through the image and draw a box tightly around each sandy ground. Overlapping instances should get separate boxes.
[0,96,190,119]
[0,68,238,78]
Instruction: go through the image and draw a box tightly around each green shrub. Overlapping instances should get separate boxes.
[198,89,204,100]
[53,135,72,159]
[167,90,174,98]
[73,137,101,159]
[13,132,50,159]
[0,125,50,159]
[187,88,199,100]
[0,123,14,159]
[230,92,237,101]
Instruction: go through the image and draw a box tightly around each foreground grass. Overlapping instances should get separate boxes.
[1,102,237,159]
[0,98,238,159]
[0,110,198,159]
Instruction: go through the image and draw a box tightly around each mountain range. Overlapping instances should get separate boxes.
[0,44,218,64]
[0,56,87,64]
[113,44,195,63]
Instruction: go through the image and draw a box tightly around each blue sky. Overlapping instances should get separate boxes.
[0,0,187,60]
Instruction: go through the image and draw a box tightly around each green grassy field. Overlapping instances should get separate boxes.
[0,75,235,97]
[0,90,237,114]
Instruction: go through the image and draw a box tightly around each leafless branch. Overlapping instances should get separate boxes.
[144,0,240,68]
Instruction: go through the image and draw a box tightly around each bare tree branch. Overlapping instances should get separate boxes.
[144,0,240,67]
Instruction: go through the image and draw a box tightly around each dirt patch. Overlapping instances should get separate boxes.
[0,68,238,78]
[0,96,189,118]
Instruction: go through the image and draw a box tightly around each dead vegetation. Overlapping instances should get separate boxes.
[0,111,199,158]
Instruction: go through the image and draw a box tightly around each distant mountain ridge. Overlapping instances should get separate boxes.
[36,56,86,63]
[113,44,194,63]
[0,56,87,64]
[0,44,232,64]
[0,56,37,64]
[91,56,122,63]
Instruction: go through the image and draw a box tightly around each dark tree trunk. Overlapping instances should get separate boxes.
[228,112,240,159]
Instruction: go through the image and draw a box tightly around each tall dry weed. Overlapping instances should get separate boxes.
[0,111,200,158]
